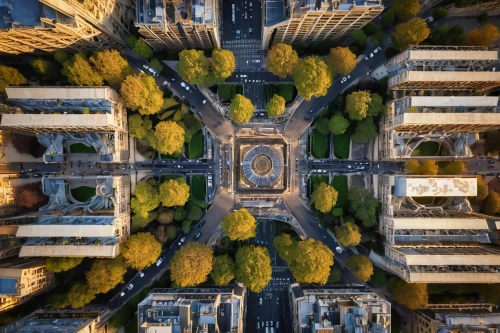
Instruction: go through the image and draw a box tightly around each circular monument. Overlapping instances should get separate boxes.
[242,145,283,186]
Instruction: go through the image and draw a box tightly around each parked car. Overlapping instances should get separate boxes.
[341,75,351,84]
[259,298,263,305]
[202,99,207,104]
[488,159,495,164]
[18,174,30,178]
[138,271,145,278]
[127,283,134,291]
[335,246,343,254]
[32,173,42,178]
[142,64,159,77]
[178,236,186,246]
[193,232,202,240]
[425,16,434,23]
[180,82,190,91]
[120,291,125,297]
[163,80,172,88]
[235,30,241,38]
[156,258,164,266]
[308,109,314,114]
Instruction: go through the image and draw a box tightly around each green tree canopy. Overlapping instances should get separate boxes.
[266,43,299,78]
[133,39,154,59]
[432,7,448,20]
[131,211,157,232]
[229,94,254,123]
[54,51,71,65]
[235,246,272,292]
[442,161,466,175]
[90,49,132,88]
[210,254,235,286]
[392,0,420,21]
[274,234,334,284]
[464,24,499,47]
[149,58,164,73]
[393,18,430,51]
[86,257,127,294]
[328,113,350,135]
[387,277,428,309]
[352,118,378,143]
[475,176,489,202]
[335,222,361,248]
[293,56,332,101]
[178,50,209,85]
[346,91,372,120]
[0,65,27,96]
[362,22,379,36]
[311,183,338,213]
[131,178,159,217]
[159,178,190,207]
[65,282,96,309]
[170,242,214,287]
[418,160,439,175]
[120,74,163,115]
[430,24,465,45]
[326,47,357,76]
[211,49,236,82]
[351,29,368,45]
[482,191,500,216]
[128,114,153,140]
[347,188,378,227]
[366,93,386,117]
[315,117,331,136]
[121,232,162,270]
[346,254,374,282]
[266,94,286,117]
[64,54,103,86]
[187,204,203,222]
[158,208,175,224]
[380,10,395,29]
[31,58,60,80]
[152,121,185,155]
[46,257,83,273]
[221,208,257,241]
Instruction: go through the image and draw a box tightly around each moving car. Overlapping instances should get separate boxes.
[235,30,241,38]
[425,16,434,23]
[259,298,263,305]
[308,109,314,114]
[193,232,202,240]
[335,246,343,254]
[120,291,125,297]
[178,236,186,246]
[163,80,172,88]
[156,258,164,266]
[202,99,207,104]
[127,283,134,291]
[340,75,351,84]
[32,173,42,178]
[180,82,190,91]
[138,271,145,278]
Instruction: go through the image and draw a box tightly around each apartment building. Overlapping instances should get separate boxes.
[138,287,246,333]
[1,86,128,163]
[376,175,500,283]
[0,175,130,258]
[412,304,500,333]
[289,284,391,333]
[263,0,383,49]
[0,0,135,55]
[0,258,54,314]
[136,0,220,51]
[0,307,111,333]
[387,46,500,91]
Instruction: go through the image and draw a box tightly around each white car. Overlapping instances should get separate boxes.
[425,16,434,23]
[202,99,207,104]
[364,56,369,61]
[127,283,134,291]
[335,246,343,254]
[178,236,186,246]
[259,298,262,305]
[156,258,164,266]
[142,64,158,77]
[139,271,145,278]
[163,80,172,88]
[120,291,125,297]
[180,82,190,91]
[369,52,374,58]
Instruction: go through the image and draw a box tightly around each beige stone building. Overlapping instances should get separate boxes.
[263,0,383,49]
[0,258,54,314]
[1,86,128,163]
[136,0,220,51]
[0,0,136,55]
[412,304,500,333]
[376,175,500,283]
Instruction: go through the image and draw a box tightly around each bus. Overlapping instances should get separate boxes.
[232,4,235,24]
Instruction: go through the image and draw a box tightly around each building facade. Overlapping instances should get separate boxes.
[262,0,383,49]
[413,304,500,333]
[376,175,500,283]
[138,287,246,333]
[1,86,128,163]
[0,0,136,55]
[136,0,220,51]
[0,258,54,314]
[289,284,391,333]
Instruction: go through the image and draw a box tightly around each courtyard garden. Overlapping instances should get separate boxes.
[185,131,204,159]
[70,186,96,202]
[190,175,206,201]
[69,143,97,154]
[310,129,329,159]
[333,133,350,159]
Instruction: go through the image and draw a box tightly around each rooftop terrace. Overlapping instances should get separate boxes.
[0,0,69,29]
[393,176,477,197]
[136,0,214,25]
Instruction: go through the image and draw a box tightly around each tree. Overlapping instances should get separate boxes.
[477,12,489,22]
[311,183,338,213]
[366,93,386,117]
[131,178,159,217]
[12,133,46,158]
[430,24,465,45]
[31,58,60,80]
[182,220,192,234]
[482,191,500,216]
[387,277,428,309]
[86,257,127,294]
[293,56,332,101]
[158,209,175,224]
[418,160,439,175]
[352,118,378,143]
[475,176,489,202]
[131,211,157,232]
[266,94,286,117]
[221,208,257,241]
[346,91,371,120]
[211,49,236,82]
[66,282,96,309]
[335,222,361,248]
[266,43,299,78]
[0,65,27,96]
[351,29,368,46]
[328,113,350,135]
[393,18,430,51]
[121,232,162,270]
[152,121,185,155]
[235,246,272,292]
[405,159,420,174]
[392,0,420,21]
[380,10,395,29]
[327,47,356,76]
[14,182,48,209]
[149,58,164,73]
[54,51,70,65]
[362,22,379,36]
[316,118,330,136]
[432,7,448,20]
[178,50,209,85]
[159,178,190,207]
[174,207,187,221]
[187,205,203,221]
[229,94,254,123]
[274,234,334,284]
[46,257,83,273]
[153,224,169,244]
[128,114,153,140]
[210,254,235,286]
[464,24,499,47]
[442,161,465,175]
[64,54,103,86]
[373,30,386,45]
[90,49,132,88]
[347,188,378,227]
[346,254,373,282]
[120,74,163,115]
[133,39,154,59]
[170,242,213,287]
